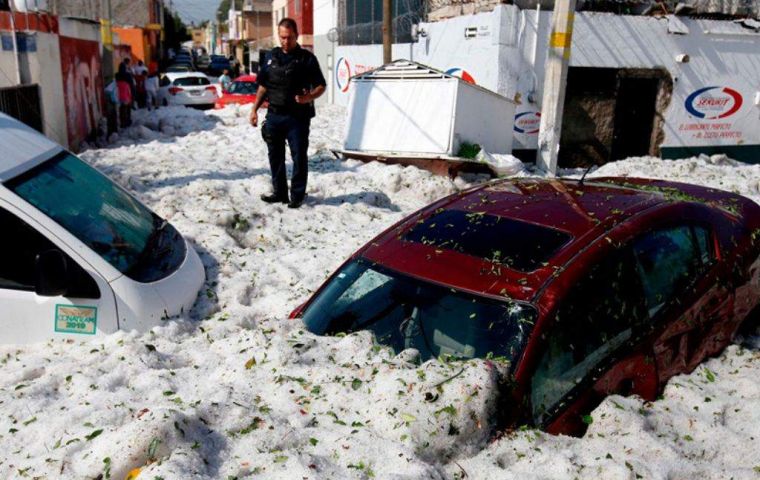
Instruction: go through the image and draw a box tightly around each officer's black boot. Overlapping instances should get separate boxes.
[261,193,289,204]
[287,195,305,209]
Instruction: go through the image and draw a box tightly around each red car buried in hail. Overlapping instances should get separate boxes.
[292,177,760,435]
[214,74,261,109]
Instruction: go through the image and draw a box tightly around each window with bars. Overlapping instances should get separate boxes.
[338,0,425,45]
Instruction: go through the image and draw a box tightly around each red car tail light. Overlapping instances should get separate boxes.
[205,86,217,92]
[168,87,183,95]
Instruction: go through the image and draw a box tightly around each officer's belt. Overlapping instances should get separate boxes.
[267,104,300,115]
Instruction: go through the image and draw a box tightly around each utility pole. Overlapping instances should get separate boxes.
[382,0,392,64]
[159,0,165,62]
[101,0,114,80]
[535,0,577,176]
[8,0,21,84]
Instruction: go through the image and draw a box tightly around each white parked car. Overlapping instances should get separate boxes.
[0,113,205,344]
[158,72,218,109]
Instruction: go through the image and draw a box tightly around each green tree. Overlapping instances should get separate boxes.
[164,8,191,51]
[216,0,243,23]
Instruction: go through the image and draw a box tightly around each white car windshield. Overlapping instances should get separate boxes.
[6,152,186,282]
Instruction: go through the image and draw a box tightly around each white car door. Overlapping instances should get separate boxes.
[0,204,119,344]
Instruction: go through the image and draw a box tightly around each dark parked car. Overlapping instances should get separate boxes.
[207,58,232,76]
[196,55,211,71]
[292,177,760,435]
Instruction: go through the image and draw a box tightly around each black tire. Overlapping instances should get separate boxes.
[736,304,760,347]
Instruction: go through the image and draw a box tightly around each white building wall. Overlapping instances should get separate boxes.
[512,10,760,155]
[313,0,337,105]
[334,8,503,105]
[313,0,336,36]
[332,6,760,159]
[33,33,67,147]
[0,32,68,147]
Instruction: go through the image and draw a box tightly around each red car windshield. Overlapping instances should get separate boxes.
[228,81,258,94]
[302,258,537,364]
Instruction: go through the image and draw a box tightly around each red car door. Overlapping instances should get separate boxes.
[529,246,658,436]
[545,344,658,436]
[630,224,732,382]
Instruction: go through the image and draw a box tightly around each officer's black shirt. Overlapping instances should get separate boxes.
[259,45,326,118]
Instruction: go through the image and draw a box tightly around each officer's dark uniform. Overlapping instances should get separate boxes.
[258,45,326,204]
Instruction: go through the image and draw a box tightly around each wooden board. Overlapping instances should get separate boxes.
[333,150,496,179]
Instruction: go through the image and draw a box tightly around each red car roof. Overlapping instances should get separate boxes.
[233,75,257,82]
[360,177,750,304]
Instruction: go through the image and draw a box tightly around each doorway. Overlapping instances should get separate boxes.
[559,67,671,167]
[611,75,661,161]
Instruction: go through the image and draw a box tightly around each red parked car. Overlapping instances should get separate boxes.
[214,74,261,109]
[292,177,760,435]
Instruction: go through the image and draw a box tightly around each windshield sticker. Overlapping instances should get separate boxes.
[55,305,97,335]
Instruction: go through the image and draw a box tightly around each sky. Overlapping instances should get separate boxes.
[170,0,221,25]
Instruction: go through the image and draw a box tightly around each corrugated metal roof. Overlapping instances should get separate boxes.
[0,112,63,182]
[351,60,451,80]
[351,59,517,103]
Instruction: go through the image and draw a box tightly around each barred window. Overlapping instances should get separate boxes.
[338,0,425,45]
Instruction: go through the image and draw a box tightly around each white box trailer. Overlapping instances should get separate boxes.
[343,60,516,158]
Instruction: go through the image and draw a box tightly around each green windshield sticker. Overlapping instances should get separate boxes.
[55,305,97,335]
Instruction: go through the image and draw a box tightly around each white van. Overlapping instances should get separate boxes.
[0,113,205,343]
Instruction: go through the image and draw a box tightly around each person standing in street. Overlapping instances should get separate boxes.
[219,69,232,92]
[250,18,326,209]
[115,64,133,128]
[145,73,159,110]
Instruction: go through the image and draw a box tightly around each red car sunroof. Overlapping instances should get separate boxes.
[403,209,572,272]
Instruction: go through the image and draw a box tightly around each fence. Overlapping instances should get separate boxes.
[338,0,426,45]
[0,84,43,132]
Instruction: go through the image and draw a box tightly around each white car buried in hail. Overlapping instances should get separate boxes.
[158,72,218,109]
[0,113,205,344]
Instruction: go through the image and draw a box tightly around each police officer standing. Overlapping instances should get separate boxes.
[250,18,327,209]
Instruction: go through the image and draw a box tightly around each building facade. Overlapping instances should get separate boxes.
[111,0,163,73]
[331,5,760,164]
[272,0,313,49]
[0,5,105,150]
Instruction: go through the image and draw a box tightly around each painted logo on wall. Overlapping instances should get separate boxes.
[445,68,476,85]
[685,86,743,120]
[514,111,541,134]
[336,57,352,93]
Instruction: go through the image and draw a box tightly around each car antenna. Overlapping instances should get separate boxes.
[578,164,595,187]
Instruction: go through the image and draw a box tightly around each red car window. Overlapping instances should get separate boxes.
[531,248,647,424]
[228,81,258,94]
[632,225,713,316]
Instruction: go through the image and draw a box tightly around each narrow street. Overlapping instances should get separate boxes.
[1,103,758,479]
